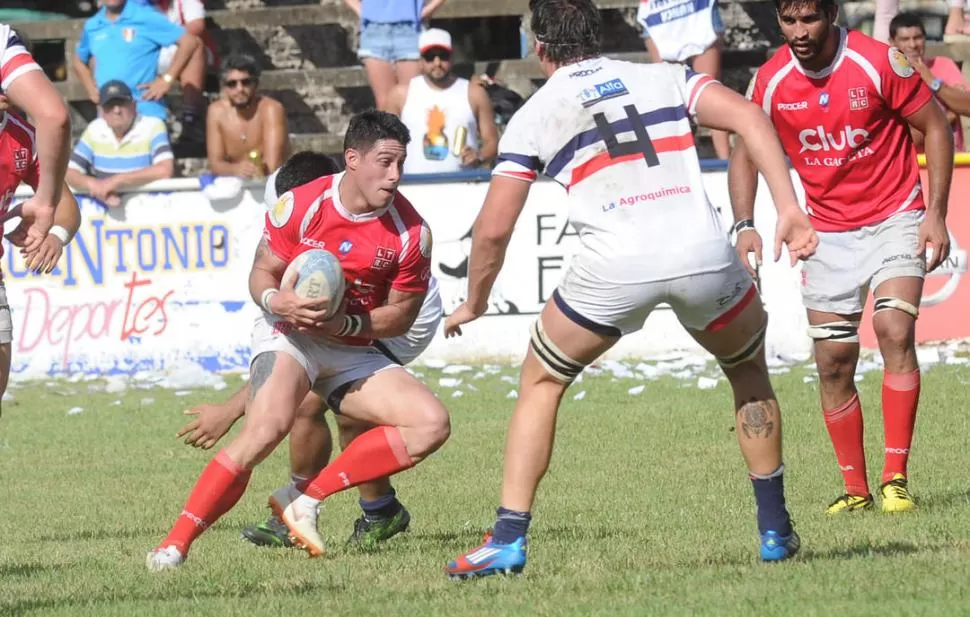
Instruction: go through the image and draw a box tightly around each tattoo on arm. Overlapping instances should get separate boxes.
[254,237,269,261]
[739,399,775,439]
[250,352,276,400]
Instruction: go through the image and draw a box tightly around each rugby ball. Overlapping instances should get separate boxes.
[282,249,346,309]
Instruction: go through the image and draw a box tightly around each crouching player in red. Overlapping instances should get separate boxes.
[730,0,953,514]
[176,150,443,550]
[147,111,450,570]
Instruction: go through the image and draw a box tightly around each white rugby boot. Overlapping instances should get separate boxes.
[268,484,325,557]
[146,545,185,571]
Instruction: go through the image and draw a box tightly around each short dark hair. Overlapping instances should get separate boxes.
[774,0,838,18]
[221,53,260,81]
[343,109,411,153]
[529,0,601,65]
[275,151,341,194]
[890,12,926,39]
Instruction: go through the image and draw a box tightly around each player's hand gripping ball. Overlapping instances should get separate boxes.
[282,249,346,315]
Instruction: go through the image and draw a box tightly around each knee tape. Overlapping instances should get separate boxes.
[529,318,586,383]
[806,321,860,343]
[873,296,919,319]
[717,321,767,368]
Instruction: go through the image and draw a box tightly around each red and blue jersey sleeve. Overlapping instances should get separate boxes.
[492,105,542,183]
[1,26,42,92]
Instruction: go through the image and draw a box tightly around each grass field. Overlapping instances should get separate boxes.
[1,358,969,617]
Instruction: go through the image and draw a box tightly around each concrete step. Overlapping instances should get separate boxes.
[12,0,638,42]
[55,47,773,103]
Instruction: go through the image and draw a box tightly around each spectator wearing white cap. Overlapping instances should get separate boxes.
[387,28,498,174]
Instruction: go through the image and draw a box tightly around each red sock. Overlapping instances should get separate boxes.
[160,450,251,555]
[823,393,869,496]
[303,427,412,501]
[882,369,921,483]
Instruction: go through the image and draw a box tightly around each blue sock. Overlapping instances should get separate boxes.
[492,507,531,544]
[750,465,792,536]
[359,487,401,520]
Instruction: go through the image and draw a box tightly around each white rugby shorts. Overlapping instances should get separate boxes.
[0,284,10,345]
[554,249,757,336]
[250,314,397,410]
[801,210,925,315]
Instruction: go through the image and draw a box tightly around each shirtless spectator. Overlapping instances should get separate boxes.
[206,54,290,179]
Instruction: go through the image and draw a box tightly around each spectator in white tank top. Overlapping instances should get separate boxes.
[386,28,498,174]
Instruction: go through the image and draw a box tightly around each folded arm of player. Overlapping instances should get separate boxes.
[5,182,79,274]
[444,176,530,337]
[4,69,71,251]
[706,84,818,269]
[250,237,333,327]
[358,288,426,339]
[300,287,426,340]
[906,98,953,272]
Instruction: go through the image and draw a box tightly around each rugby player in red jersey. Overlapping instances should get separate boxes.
[148,111,450,570]
[0,25,72,249]
[729,0,953,514]
[0,102,81,418]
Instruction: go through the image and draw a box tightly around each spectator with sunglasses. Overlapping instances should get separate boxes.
[387,28,498,174]
[205,54,290,179]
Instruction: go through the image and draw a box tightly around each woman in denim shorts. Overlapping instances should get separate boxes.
[345,0,447,110]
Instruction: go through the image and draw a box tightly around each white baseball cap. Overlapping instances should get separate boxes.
[419,28,452,54]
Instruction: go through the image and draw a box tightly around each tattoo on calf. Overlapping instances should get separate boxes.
[250,352,276,400]
[739,399,775,439]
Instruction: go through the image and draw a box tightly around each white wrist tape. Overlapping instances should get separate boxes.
[260,288,279,314]
[49,225,71,245]
[337,314,363,337]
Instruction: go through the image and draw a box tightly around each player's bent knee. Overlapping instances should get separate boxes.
[296,392,327,422]
[529,318,587,384]
[408,402,452,457]
[806,320,860,343]
[717,321,767,369]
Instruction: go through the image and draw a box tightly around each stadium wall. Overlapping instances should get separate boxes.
[8,166,968,378]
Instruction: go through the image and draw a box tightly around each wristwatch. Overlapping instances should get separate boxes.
[162,73,174,84]
[929,78,943,93]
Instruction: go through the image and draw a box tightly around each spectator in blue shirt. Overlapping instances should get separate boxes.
[73,0,201,135]
[344,0,447,111]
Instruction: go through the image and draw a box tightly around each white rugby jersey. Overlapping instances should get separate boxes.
[0,24,41,92]
[494,57,733,283]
